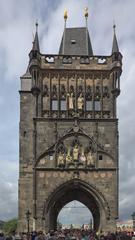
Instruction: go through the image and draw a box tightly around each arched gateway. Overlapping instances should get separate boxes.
[18,13,122,234]
[45,179,109,231]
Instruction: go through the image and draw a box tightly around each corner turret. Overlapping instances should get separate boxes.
[111,24,122,63]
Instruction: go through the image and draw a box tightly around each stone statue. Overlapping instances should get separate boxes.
[77,93,84,110]
[67,92,74,110]
[80,148,86,163]
[87,151,95,167]
[66,148,72,163]
[57,152,65,166]
[73,145,79,161]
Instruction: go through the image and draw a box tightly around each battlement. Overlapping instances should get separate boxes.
[29,54,122,72]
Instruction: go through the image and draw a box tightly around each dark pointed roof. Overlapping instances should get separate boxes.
[32,31,40,52]
[59,27,93,56]
[112,25,119,54]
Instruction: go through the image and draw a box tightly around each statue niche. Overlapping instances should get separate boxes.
[57,142,66,167]
[80,148,86,163]
[42,85,49,110]
[60,84,66,98]
[73,144,79,161]
[52,84,57,98]
[87,151,95,168]
[66,148,73,165]
[77,93,84,110]
[67,92,74,110]
[57,151,65,166]
[86,85,92,99]
[56,136,96,168]
[67,85,75,111]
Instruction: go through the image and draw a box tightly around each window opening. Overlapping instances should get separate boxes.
[94,101,101,111]
[52,100,58,110]
[99,155,102,160]
[60,100,67,111]
[86,100,93,111]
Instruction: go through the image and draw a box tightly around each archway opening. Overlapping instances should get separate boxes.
[57,200,93,229]
[46,180,103,232]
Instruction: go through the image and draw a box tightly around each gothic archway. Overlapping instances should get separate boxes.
[44,179,110,231]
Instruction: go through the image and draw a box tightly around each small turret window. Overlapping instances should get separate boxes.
[99,155,102,160]
[71,40,76,44]
[49,155,53,161]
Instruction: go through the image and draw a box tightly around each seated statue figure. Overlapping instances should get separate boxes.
[73,144,79,161]
[80,148,86,163]
[66,148,72,164]
[87,151,95,167]
[57,152,65,166]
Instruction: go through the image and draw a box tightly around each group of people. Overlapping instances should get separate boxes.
[1,229,135,240]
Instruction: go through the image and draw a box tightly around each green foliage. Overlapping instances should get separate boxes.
[3,219,17,234]
[0,220,5,230]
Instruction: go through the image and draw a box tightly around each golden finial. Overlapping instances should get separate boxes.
[64,9,68,20]
[84,7,88,18]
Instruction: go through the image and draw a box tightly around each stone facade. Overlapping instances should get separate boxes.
[18,24,122,233]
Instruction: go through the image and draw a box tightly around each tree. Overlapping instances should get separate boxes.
[0,220,5,230]
[3,219,17,234]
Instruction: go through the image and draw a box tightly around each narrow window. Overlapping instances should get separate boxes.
[99,155,102,160]
[95,101,101,111]
[86,100,93,111]
[71,39,76,44]
[49,155,53,161]
[52,100,58,110]
[60,100,66,111]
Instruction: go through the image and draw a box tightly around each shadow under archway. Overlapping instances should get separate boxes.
[45,179,108,232]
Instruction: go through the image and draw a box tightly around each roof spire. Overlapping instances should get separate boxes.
[59,9,93,56]
[64,9,68,28]
[84,7,88,28]
[62,9,68,54]
[112,23,119,54]
[32,20,40,52]
[36,20,38,32]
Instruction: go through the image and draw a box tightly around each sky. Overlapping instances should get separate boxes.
[0,0,135,223]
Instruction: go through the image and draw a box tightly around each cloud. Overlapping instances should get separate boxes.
[0,160,18,220]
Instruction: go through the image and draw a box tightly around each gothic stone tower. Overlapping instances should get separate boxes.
[18,15,122,233]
